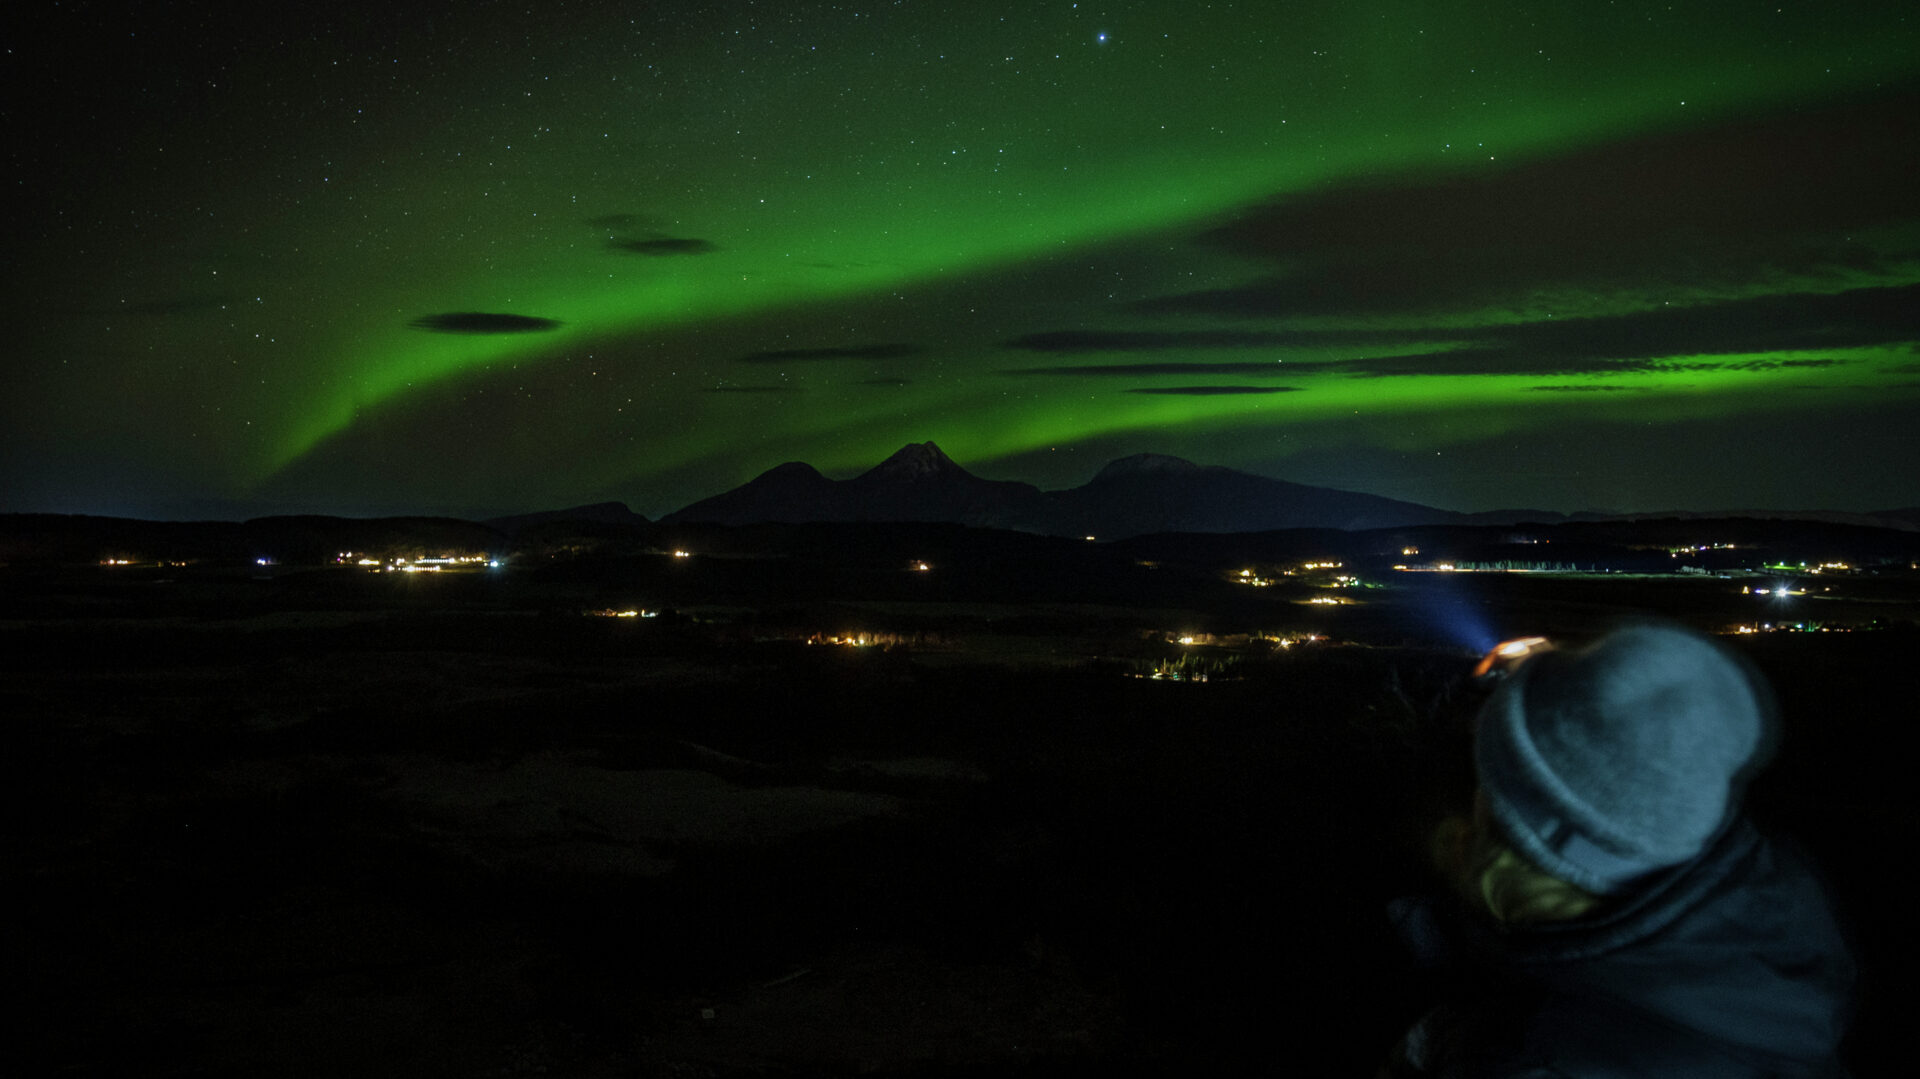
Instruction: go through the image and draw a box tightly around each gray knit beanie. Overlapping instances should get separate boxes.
[1474,623,1777,896]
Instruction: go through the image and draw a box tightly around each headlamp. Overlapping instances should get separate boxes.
[1472,636,1553,683]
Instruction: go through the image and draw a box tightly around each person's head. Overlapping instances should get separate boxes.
[1470,622,1778,903]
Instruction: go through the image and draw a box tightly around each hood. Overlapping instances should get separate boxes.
[1485,820,1855,1066]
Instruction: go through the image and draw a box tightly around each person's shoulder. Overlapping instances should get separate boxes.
[1415,976,1837,1079]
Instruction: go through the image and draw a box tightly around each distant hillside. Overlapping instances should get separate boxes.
[1557,507,1920,532]
[1051,453,1459,536]
[0,513,504,564]
[1116,515,1920,569]
[484,501,651,535]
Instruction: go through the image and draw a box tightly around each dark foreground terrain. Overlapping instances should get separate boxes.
[6,557,1917,1076]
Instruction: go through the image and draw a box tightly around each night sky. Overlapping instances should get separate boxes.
[7,1,1918,520]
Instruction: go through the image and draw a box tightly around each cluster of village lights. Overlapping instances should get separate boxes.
[1231,562,1366,605]
[1742,583,1818,598]
[1670,543,1739,557]
[1232,561,1353,587]
[1730,622,1853,635]
[329,551,501,571]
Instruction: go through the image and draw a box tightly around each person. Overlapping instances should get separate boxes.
[1381,622,1855,1078]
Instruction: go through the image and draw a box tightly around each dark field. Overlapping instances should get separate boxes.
[6,557,1917,1076]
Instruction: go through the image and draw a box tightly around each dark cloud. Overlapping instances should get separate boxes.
[611,237,718,256]
[1123,386,1300,395]
[1489,286,1919,362]
[1336,349,1641,377]
[703,385,800,394]
[1001,362,1299,377]
[861,377,912,386]
[1003,329,1307,352]
[1123,284,1920,378]
[736,343,923,363]
[1136,88,1920,319]
[1660,357,1849,372]
[407,312,563,334]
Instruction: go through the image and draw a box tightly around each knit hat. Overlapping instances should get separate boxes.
[1474,623,1777,895]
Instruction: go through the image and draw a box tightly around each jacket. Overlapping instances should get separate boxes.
[1387,819,1855,1078]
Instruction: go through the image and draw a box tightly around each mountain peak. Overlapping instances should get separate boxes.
[1090,453,1205,481]
[859,441,966,482]
[756,460,828,482]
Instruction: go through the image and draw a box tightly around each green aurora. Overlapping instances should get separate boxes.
[7,2,1918,517]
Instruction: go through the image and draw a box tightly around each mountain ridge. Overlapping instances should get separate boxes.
[658,442,1920,538]
[10,446,1908,551]
[664,441,1467,538]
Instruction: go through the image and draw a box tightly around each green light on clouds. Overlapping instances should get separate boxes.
[257,6,1918,486]
[15,3,1915,517]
